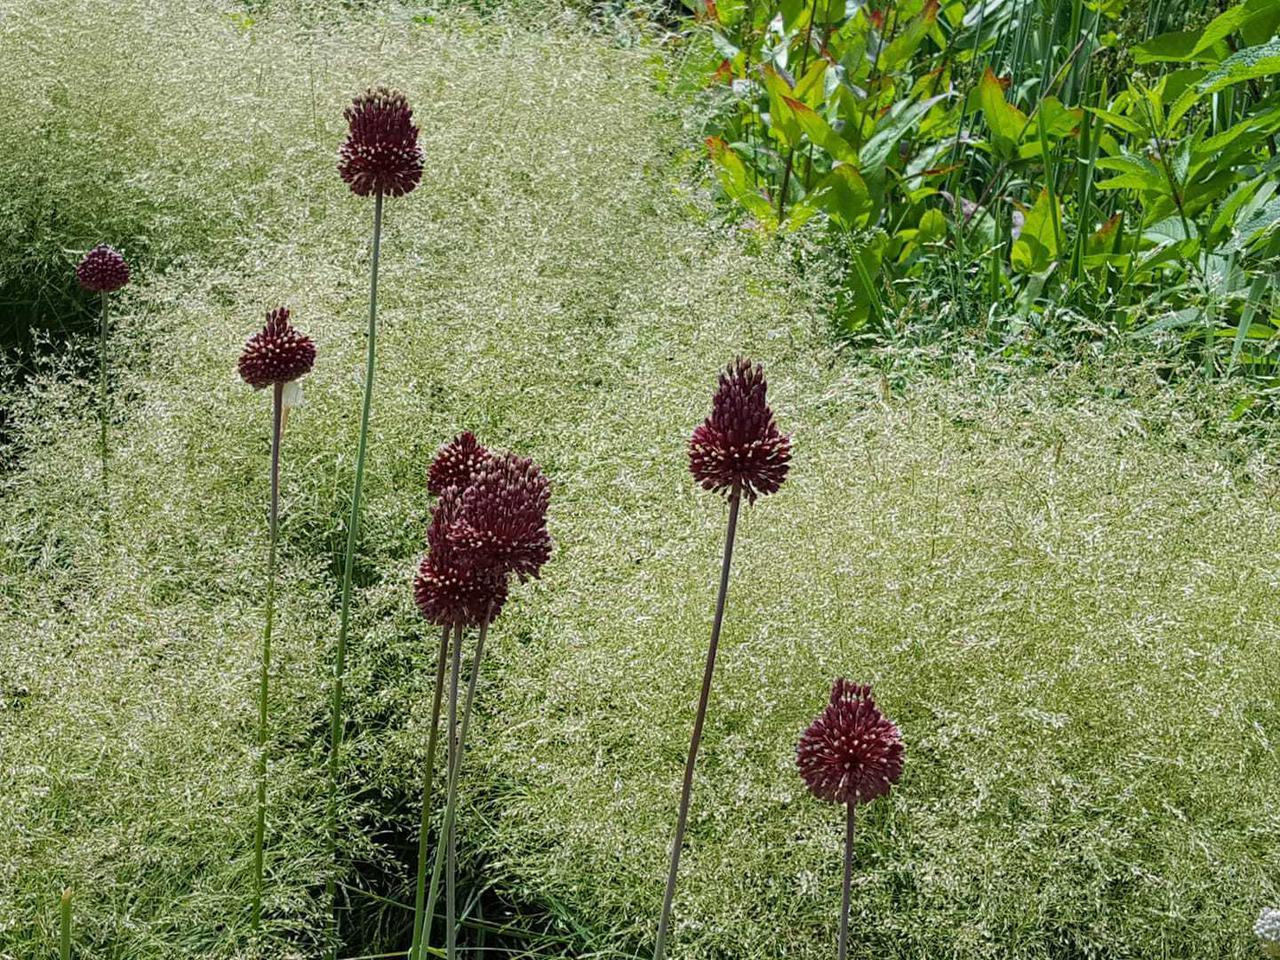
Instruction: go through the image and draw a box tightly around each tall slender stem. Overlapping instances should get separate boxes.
[410,624,452,960]
[327,188,384,955]
[60,888,71,960]
[98,291,110,539]
[653,483,742,960]
[445,624,463,960]
[252,381,285,931]
[425,609,493,958]
[838,803,855,960]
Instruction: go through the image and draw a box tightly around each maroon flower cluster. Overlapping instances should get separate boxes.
[414,435,552,627]
[76,244,130,293]
[689,357,791,502]
[427,432,491,497]
[797,679,904,806]
[238,307,317,389]
[448,453,552,582]
[338,87,423,198]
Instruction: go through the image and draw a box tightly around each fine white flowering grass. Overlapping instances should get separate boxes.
[2,1,1279,959]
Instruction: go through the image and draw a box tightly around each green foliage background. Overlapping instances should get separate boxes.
[1,1,1278,959]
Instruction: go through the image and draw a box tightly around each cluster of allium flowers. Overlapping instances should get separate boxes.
[338,86,423,198]
[414,436,551,626]
[1257,908,1280,957]
[689,357,791,502]
[797,679,905,806]
[415,491,509,627]
[238,307,317,389]
[448,452,552,581]
[76,245,130,293]
[427,431,491,497]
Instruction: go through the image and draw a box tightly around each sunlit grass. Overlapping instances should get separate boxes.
[1,1,1278,958]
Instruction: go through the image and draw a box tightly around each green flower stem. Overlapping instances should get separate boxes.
[327,187,384,955]
[251,380,285,932]
[60,888,71,960]
[424,609,493,959]
[410,624,452,960]
[838,802,855,960]
[98,291,110,538]
[653,481,742,960]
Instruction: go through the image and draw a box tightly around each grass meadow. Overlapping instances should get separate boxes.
[1,1,1278,958]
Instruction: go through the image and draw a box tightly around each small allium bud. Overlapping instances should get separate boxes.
[415,492,508,626]
[449,451,552,581]
[238,307,317,389]
[75,245,130,293]
[797,679,904,806]
[689,357,791,503]
[428,432,491,497]
[338,86,424,198]
[1257,908,1280,957]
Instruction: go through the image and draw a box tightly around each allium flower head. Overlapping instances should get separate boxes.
[428,432,491,497]
[449,451,552,581]
[338,86,423,198]
[415,492,508,626]
[1257,907,1280,957]
[797,679,904,806]
[75,245,130,293]
[689,357,791,503]
[237,307,317,389]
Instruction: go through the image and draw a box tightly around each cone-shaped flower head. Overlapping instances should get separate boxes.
[797,679,904,807]
[1258,908,1280,958]
[449,451,551,581]
[75,244,130,293]
[338,86,423,198]
[428,432,492,497]
[238,307,317,389]
[689,357,791,503]
[414,490,509,627]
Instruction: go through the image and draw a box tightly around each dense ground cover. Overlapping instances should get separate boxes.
[1,1,1278,959]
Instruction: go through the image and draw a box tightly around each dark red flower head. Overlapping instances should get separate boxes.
[689,357,791,503]
[237,306,317,389]
[75,245,130,293]
[449,451,552,581]
[338,86,423,198]
[428,432,491,497]
[797,679,904,806]
[414,491,508,626]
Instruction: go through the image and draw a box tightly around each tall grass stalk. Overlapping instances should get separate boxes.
[410,624,452,960]
[251,381,285,931]
[60,888,71,960]
[328,188,384,953]
[653,482,742,960]
[424,611,494,959]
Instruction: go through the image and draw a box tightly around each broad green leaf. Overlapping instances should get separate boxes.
[1228,196,1280,253]
[1201,0,1280,54]
[1200,39,1280,95]
[977,68,1028,158]
[1086,106,1146,137]
[860,94,950,169]
[1011,188,1060,272]
[1094,154,1166,193]
[762,67,802,148]
[917,207,947,243]
[706,137,776,226]
[783,97,860,163]
[809,165,875,229]
[1133,29,1225,65]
